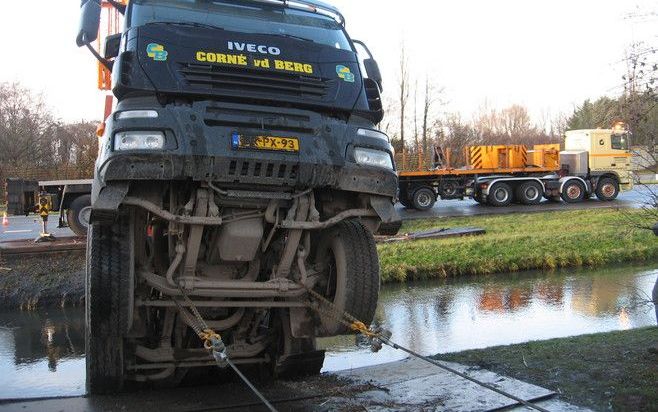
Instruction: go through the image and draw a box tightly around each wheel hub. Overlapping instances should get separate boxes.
[602,184,615,197]
[80,206,92,229]
[494,188,508,202]
[567,186,581,199]
[417,193,432,207]
[525,187,538,200]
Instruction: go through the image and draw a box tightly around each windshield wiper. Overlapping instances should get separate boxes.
[266,33,315,44]
[145,21,226,31]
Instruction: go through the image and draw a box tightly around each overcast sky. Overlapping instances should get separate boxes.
[0,0,655,123]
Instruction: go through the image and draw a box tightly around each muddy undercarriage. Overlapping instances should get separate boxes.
[86,181,387,393]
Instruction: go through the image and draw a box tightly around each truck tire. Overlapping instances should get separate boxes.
[516,182,543,205]
[595,177,619,201]
[561,180,586,203]
[315,219,380,336]
[488,183,513,207]
[68,195,92,237]
[86,216,132,394]
[412,187,436,210]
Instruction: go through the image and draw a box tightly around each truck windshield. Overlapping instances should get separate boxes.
[611,134,629,151]
[129,0,352,50]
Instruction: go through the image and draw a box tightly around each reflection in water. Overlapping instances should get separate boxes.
[0,309,85,399]
[319,265,657,372]
[0,265,655,399]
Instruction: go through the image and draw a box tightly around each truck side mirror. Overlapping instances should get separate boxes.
[352,40,384,92]
[76,0,102,47]
[364,58,383,92]
[104,33,122,59]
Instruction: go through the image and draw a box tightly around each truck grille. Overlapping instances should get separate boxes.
[226,159,299,185]
[179,63,329,98]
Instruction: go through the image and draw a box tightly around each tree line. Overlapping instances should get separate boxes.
[0,82,98,203]
[383,38,657,170]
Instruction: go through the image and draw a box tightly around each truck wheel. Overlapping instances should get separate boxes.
[488,183,513,207]
[86,216,132,394]
[561,180,586,203]
[516,182,543,205]
[68,195,92,237]
[412,187,436,210]
[595,178,619,201]
[315,219,380,336]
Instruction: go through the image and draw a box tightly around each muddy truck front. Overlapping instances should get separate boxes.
[76,0,399,393]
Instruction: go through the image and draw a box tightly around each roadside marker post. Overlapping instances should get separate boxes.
[2,212,8,227]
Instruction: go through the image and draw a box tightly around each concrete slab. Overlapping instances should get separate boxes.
[0,358,592,412]
[326,357,565,411]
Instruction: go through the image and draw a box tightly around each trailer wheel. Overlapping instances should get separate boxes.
[488,183,513,207]
[516,182,543,205]
[412,187,436,210]
[86,215,132,394]
[315,219,380,336]
[561,180,586,203]
[68,195,92,237]
[595,178,619,201]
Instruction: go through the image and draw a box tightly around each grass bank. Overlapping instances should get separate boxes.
[436,327,658,411]
[379,209,658,282]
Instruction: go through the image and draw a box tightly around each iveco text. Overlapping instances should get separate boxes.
[227,41,281,55]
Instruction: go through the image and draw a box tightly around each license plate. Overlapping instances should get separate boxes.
[238,135,300,152]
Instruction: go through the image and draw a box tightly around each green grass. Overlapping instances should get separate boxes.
[378,209,658,283]
[436,327,658,411]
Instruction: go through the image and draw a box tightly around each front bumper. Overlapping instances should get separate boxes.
[97,99,397,198]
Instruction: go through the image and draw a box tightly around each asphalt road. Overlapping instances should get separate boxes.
[1,185,655,242]
[398,184,656,221]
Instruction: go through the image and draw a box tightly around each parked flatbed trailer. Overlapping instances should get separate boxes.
[398,127,633,210]
[4,178,92,236]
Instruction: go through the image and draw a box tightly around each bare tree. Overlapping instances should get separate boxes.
[0,82,56,186]
[398,44,410,166]
[422,77,443,163]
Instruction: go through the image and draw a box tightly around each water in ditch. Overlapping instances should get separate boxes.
[0,264,655,399]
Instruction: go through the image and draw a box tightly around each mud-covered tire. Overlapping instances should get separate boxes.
[316,219,380,336]
[412,187,436,211]
[561,180,586,203]
[68,195,92,237]
[86,216,132,394]
[595,177,619,201]
[516,182,543,205]
[488,183,513,207]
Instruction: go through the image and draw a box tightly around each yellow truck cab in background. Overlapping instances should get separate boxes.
[564,126,633,192]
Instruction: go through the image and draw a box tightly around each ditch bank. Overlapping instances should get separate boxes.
[435,327,658,411]
[0,240,85,310]
[2,209,657,310]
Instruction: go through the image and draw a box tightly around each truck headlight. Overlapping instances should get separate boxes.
[354,147,394,170]
[114,131,165,151]
[357,128,390,143]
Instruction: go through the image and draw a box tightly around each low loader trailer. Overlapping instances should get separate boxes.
[398,127,633,210]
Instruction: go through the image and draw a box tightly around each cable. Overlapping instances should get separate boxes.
[382,340,552,412]
[226,359,278,412]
